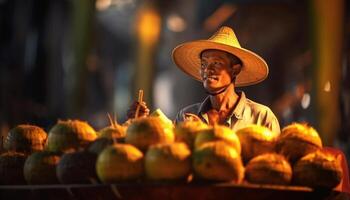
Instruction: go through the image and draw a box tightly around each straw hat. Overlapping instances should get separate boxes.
[172,26,269,87]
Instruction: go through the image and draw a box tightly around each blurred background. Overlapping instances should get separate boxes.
[0,0,349,158]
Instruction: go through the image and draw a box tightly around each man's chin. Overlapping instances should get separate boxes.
[203,84,221,93]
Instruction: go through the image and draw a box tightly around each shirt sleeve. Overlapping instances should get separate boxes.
[264,108,281,134]
[174,109,185,124]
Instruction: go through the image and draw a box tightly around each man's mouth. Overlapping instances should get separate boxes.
[204,75,219,81]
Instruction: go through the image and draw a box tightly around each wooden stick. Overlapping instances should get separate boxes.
[107,113,116,128]
[134,89,144,118]
[114,112,118,125]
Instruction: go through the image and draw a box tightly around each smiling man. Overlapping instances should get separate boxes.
[127,26,280,133]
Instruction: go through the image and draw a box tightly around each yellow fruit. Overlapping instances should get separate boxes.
[193,142,244,182]
[96,144,144,183]
[47,120,97,153]
[195,125,240,154]
[174,121,209,149]
[276,123,322,163]
[150,108,174,128]
[98,125,126,142]
[125,117,174,152]
[245,153,292,185]
[236,125,278,163]
[145,142,191,181]
[293,150,342,189]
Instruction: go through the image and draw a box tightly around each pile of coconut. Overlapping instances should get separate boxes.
[0,109,343,190]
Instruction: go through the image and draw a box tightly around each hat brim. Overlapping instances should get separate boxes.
[172,40,269,87]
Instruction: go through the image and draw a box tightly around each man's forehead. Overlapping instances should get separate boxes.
[201,49,231,59]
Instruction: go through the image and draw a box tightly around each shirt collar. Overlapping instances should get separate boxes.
[197,91,247,122]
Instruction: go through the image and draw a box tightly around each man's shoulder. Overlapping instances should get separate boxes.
[244,97,274,114]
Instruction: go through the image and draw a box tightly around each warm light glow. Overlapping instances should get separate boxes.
[324,81,331,92]
[203,3,237,31]
[136,6,161,45]
[301,93,311,109]
[167,14,187,32]
[96,0,111,11]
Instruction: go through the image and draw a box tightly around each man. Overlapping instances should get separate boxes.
[127,26,280,133]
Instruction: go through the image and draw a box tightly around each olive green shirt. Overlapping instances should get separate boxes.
[175,92,280,133]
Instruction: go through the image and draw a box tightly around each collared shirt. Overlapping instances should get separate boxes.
[175,92,280,133]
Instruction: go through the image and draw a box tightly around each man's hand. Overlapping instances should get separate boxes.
[127,101,150,119]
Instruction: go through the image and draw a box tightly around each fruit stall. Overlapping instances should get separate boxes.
[0,109,348,200]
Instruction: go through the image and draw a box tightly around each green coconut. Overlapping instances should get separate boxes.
[125,117,174,152]
[4,125,47,154]
[276,123,322,163]
[98,125,126,143]
[96,144,144,183]
[174,121,209,149]
[46,120,97,153]
[194,125,241,154]
[293,151,342,189]
[0,152,27,185]
[87,138,115,155]
[145,142,191,181]
[193,142,244,182]
[23,151,61,184]
[56,151,98,184]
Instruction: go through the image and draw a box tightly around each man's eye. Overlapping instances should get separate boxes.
[201,63,206,69]
[214,61,222,66]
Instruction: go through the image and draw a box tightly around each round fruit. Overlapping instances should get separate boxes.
[194,125,240,154]
[0,152,27,185]
[98,125,126,142]
[193,142,244,182]
[236,125,278,163]
[293,150,342,189]
[125,117,174,152]
[276,123,322,163]
[245,153,292,185]
[56,151,97,184]
[174,121,209,149]
[23,151,61,184]
[96,144,144,183]
[4,125,47,154]
[145,142,191,181]
[87,138,114,155]
[47,120,97,153]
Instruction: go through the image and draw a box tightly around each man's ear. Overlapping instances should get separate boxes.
[232,64,242,76]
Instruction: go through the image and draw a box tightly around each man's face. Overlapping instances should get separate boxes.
[200,49,240,92]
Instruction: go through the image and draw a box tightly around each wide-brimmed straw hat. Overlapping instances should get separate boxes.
[172,26,269,87]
